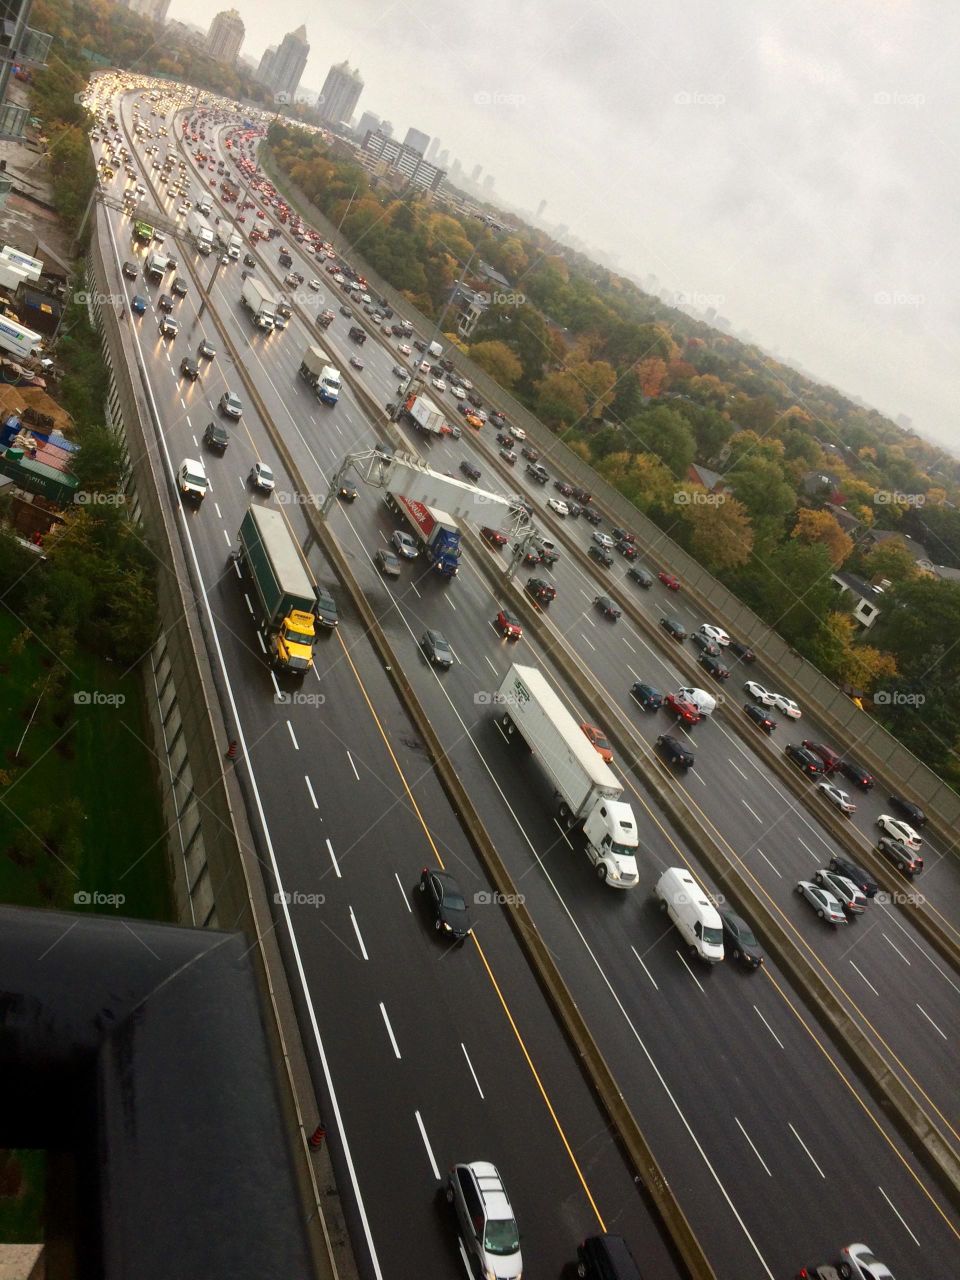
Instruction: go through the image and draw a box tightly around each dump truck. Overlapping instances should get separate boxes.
[298,345,341,405]
[496,664,640,887]
[187,209,215,255]
[133,220,154,244]
[240,276,276,330]
[384,493,460,577]
[236,506,316,675]
[400,393,445,437]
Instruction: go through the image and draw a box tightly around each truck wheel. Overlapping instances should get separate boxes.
[596,864,608,882]
[501,714,513,734]
[558,801,573,827]
[659,898,667,912]
[838,1267,852,1280]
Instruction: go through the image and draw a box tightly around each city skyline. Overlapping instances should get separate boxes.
[166,0,960,451]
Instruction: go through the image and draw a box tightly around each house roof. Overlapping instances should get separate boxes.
[688,462,727,491]
[832,571,883,601]
[866,529,932,561]
[0,906,314,1280]
[933,563,960,583]
[477,260,510,288]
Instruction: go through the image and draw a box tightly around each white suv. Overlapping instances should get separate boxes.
[447,1161,522,1279]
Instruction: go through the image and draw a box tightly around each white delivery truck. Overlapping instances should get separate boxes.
[0,314,42,360]
[427,339,443,359]
[227,231,242,260]
[0,259,31,293]
[240,277,276,330]
[400,392,445,436]
[215,220,234,253]
[187,209,215,254]
[1,246,42,282]
[197,192,213,216]
[298,345,341,404]
[655,867,724,963]
[497,664,639,887]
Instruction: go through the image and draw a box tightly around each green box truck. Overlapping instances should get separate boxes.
[236,506,316,675]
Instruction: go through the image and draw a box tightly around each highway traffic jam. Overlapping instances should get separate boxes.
[82,72,959,1280]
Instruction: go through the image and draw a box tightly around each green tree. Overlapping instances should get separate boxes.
[624,406,695,478]
[727,456,796,523]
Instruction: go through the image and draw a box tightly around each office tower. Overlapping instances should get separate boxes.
[266,25,309,101]
[356,110,380,141]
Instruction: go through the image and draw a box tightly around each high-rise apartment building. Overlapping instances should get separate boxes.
[257,45,276,84]
[317,61,363,126]
[206,9,244,66]
[265,25,309,101]
[403,127,429,156]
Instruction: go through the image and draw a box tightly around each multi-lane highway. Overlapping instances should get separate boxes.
[86,75,960,1280]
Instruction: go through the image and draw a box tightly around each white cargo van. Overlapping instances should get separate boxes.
[655,867,724,962]
[678,686,717,716]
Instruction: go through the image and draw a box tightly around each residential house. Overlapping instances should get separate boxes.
[830,571,884,629]
[859,529,935,575]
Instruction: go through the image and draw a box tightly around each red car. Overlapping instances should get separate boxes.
[581,723,613,763]
[495,609,522,640]
[658,571,681,591]
[664,693,702,725]
[481,526,508,547]
[802,741,842,774]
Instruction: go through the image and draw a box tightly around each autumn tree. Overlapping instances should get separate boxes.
[636,357,668,398]
[596,451,674,511]
[467,341,522,388]
[675,492,754,571]
[536,372,588,429]
[791,508,854,567]
[568,360,617,419]
[809,613,898,691]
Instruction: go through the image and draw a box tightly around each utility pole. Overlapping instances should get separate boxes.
[390,244,477,419]
[335,183,359,235]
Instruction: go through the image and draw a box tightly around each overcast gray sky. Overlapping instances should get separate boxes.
[171,0,958,452]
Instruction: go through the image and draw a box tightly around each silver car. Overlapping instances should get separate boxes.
[391,530,418,560]
[447,1161,522,1280]
[795,880,847,924]
[814,869,867,914]
[816,782,857,815]
[838,1242,896,1280]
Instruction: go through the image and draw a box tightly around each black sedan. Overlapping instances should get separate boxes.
[656,734,694,769]
[420,629,454,668]
[631,682,663,710]
[581,506,603,526]
[526,577,556,606]
[727,640,757,663]
[888,793,926,826]
[616,539,638,559]
[198,338,216,360]
[122,260,138,279]
[594,595,621,620]
[337,482,358,502]
[699,653,730,681]
[743,703,777,734]
[659,616,686,641]
[627,565,653,588]
[313,588,339,629]
[689,633,721,656]
[459,460,481,482]
[719,909,763,968]
[838,759,874,790]
[157,293,174,312]
[588,544,613,568]
[829,854,879,898]
[171,276,188,296]
[179,356,199,381]
[419,867,471,940]
[785,744,823,775]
